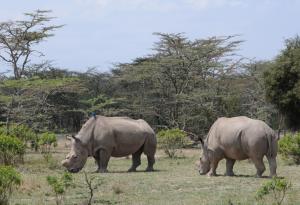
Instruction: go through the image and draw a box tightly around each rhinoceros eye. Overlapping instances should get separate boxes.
[73,155,78,159]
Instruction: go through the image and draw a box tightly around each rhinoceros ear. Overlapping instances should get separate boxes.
[199,137,204,147]
[66,135,72,141]
[71,135,82,143]
[198,136,205,148]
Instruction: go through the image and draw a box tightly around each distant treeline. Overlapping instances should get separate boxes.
[0,11,299,138]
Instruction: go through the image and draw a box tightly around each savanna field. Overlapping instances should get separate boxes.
[10,139,300,205]
[1,4,300,205]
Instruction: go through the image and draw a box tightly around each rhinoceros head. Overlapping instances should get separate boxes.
[62,135,88,173]
[198,141,210,175]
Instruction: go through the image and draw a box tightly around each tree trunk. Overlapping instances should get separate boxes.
[5,96,13,135]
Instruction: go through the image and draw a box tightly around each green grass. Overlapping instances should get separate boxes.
[10,148,300,205]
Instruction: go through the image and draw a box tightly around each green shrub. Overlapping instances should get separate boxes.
[0,135,25,165]
[39,132,57,154]
[0,126,6,135]
[0,124,35,143]
[256,177,291,205]
[279,132,300,164]
[9,124,35,143]
[0,166,21,205]
[157,128,189,158]
[47,172,73,205]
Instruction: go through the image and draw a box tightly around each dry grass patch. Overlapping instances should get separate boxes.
[8,146,300,205]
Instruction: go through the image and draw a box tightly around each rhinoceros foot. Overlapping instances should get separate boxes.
[207,171,217,177]
[225,171,235,177]
[145,167,154,172]
[128,168,137,172]
[97,168,108,173]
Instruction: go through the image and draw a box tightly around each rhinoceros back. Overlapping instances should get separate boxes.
[93,117,156,157]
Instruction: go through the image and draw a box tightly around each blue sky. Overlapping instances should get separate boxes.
[0,0,300,73]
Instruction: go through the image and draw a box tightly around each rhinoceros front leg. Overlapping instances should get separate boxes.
[96,149,111,173]
[207,159,220,177]
[225,159,236,176]
[145,155,155,172]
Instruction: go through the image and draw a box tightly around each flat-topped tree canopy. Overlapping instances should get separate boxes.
[0,10,63,80]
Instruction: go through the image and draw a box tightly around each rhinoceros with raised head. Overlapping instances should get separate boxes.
[198,116,278,177]
[62,116,157,173]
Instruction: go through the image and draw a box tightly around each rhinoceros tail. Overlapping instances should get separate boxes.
[143,132,157,156]
[267,131,278,158]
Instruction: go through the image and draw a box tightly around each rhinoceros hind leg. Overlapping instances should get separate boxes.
[145,155,155,172]
[267,156,277,177]
[128,146,143,172]
[225,159,236,176]
[252,158,265,177]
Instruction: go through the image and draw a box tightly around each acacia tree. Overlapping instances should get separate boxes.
[111,33,244,135]
[0,74,85,133]
[236,61,278,127]
[264,36,300,130]
[0,10,62,79]
[151,33,243,130]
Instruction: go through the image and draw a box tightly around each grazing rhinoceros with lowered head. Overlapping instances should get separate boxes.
[198,116,278,177]
[62,116,156,173]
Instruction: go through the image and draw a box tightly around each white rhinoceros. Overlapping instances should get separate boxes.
[62,116,156,173]
[198,116,278,177]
